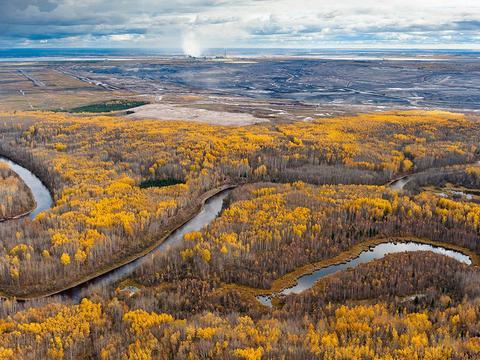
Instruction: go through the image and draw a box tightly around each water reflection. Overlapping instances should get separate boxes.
[257,241,471,307]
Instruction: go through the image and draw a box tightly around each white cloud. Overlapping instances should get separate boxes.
[1,0,479,48]
[109,34,144,42]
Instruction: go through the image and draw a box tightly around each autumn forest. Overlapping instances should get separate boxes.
[0,108,479,359]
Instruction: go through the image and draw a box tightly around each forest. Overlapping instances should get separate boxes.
[0,162,35,220]
[130,181,479,293]
[0,251,478,359]
[0,110,478,295]
[0,110,479,359]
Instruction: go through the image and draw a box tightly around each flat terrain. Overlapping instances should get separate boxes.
[62,56,480,111]
[0,64,132,111]
[1,53,480,122]
[1,51,480,359]
[127,103,268,125]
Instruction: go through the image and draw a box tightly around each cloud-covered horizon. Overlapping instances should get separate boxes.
[0,0,479,52]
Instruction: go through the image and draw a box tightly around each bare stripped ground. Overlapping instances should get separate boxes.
[126,103,269,126]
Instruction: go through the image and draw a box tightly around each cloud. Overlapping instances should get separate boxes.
[0,0,479,48]
[0,0,59,12]
[109,34,145,42]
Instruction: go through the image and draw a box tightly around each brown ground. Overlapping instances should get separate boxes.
[126,103,269,126]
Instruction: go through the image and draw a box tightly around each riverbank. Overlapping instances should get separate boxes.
[0,160,36,221]
[0,207,35,222]
[1,151,478,301]
[218,236,479,308]
[0,156,52,220]
[0,184,236,300]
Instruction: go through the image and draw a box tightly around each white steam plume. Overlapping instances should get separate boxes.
[182,31,202,57]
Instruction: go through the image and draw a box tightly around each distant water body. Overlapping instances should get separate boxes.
[0,48,170,62]
[1,48,479,62]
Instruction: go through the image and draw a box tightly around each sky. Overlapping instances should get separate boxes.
[0,0,479,53]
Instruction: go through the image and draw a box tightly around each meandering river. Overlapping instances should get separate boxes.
[64,189,231,302]
[389,176,411,191]
[0,155,232,301]
[257,241,472,307]
[1,156,476,304]
[0,157,52,219]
